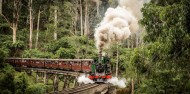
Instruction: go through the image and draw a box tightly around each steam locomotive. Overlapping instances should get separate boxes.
[6,55,112,83]
[88,56,112,82]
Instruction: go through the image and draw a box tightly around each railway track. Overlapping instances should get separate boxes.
[49,83,109,94]
[62,83,100,94]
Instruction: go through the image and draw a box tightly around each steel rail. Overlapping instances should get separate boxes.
[62,84,100,94]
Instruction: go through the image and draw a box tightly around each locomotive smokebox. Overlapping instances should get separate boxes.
[98,50,102,63]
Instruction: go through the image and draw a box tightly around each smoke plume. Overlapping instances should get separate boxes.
[77,74,94,84]
[94,0,148,52]
[107,77,129,88]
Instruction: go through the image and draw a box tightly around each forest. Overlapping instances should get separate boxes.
[0,0,190,94]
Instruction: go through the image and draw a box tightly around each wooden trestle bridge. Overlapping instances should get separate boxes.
[11,63,116,94]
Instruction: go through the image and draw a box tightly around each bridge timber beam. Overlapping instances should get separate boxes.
[14,67,82,92]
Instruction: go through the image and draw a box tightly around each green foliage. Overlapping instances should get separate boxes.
[2,40,25,57]
[14,72,29,94]
[25,83,47,94]
[22,49,54,58]
[130,0,190,93]
[1,64,15,73]
[55,47,75,58]
[6,41,25,49]
[0,47,9,67]
[45,36,97,59]
[0,65,39,94]
[22,36,97,59]
[0,35,10,66]
[1,89,12,94]
[0,65,15,93]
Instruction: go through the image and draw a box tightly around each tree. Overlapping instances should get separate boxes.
[131,0,190,93]
[35,7,41,49]
[0,0,2,14]
[54,6,58,40]
[29,0,33,49]
[71,0,79,35]
[0,0,22,43]
[80,0,83,36]
[84,0,89,36]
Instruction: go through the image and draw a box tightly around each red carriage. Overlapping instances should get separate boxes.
[45,59,59,69]
[81,59,92,72]
[58,59,72,70]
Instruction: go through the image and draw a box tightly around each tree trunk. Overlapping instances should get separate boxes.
[136,33,139,47]
[116,42,119,77]
[35,8,41,49]
[127,39,130,48]
[84,0,89,36]
[54,6,57,40]
[131,78,134,94]
[71,0,79,35]
[96,1,99,16]
[131,38,134,48]
[12,0,20,43]
[0,0,2,14]
[80,0,83,36]
[12,24,17,43]
[29,0,33,49]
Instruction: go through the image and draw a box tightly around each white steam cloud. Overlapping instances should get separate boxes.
[77,74,94,84]
[94,0,140,51]
[119,0,144,20]
[107,77,129,88]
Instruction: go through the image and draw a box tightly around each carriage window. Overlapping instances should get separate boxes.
[73,62,77,65]
[32,60,35,63]
[77,62,80,65]
[46,61,49,64]
[83,61,88,66]
[53,61,55,64]
[36,60,39,63]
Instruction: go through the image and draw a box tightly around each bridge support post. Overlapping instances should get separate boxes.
[75,75,80,86]
[63,74,69,89]
[26,70,32,76]
[62,76,65,90]
[53,74,58,92]
[36,71,39,83]
[67,76,72,88]
[43,71,47,84]
[73,76,78,87]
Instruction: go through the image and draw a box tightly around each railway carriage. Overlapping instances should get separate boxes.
[20,58,30,67]
[81,59,93,72]
[58,59,72,70]
[30,59,45,68]
[45,59,59,69]
[71,60,82,72]
[14,58,22,67]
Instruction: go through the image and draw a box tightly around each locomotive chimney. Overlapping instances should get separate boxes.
[99,50,102,63]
